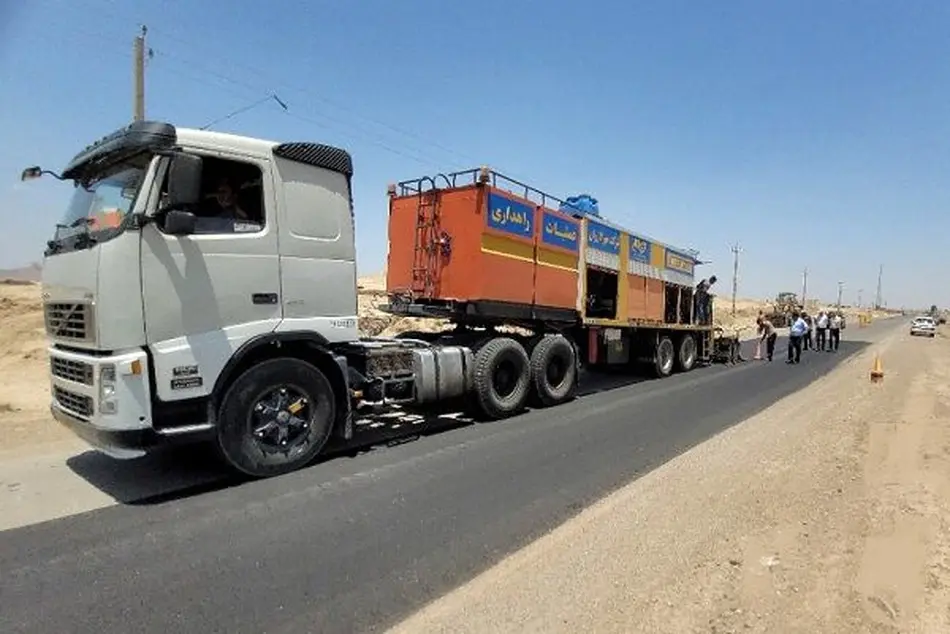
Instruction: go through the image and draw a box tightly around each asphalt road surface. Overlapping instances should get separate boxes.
[0,321,898,634]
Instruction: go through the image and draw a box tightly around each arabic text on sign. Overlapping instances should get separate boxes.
[491,205,531,233]
[544,221,578,242]
[667,253,693,273]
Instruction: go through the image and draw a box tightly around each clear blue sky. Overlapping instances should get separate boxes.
[2,0,948,309]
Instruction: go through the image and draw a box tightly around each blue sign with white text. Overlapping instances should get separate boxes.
[540,211,579,251]
[486,192,534,238]
[628,234,653,264]
[586,220,621,255]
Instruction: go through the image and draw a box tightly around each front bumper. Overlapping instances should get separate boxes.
[910,328,936,337]
[50,405,157,458]
[48,346,154,459]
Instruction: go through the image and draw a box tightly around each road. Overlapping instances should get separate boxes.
[0,321,897,634]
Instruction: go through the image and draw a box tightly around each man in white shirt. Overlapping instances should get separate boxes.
[816,311,829,351]
[829,312,842,351]
[787,311,807,364]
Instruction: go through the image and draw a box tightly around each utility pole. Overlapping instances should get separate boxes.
[133,25,148,121]
[730,242,741,317]
[801,267,808,308]
[837,281,843,308]
[874,264,883,310]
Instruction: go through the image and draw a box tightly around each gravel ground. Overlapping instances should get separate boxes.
[389,325,950,633]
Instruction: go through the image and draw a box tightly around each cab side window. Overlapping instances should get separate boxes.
[159,155,266,234]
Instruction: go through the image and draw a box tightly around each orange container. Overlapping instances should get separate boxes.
[386,170,700,327]
[386,182,580,312]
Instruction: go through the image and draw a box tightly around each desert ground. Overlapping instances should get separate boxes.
[0,276,898,457]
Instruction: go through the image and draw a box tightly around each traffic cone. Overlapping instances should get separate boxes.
[870,355,884,383]
[753,340,762,360]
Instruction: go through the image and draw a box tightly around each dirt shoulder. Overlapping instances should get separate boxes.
[389,326,950,633]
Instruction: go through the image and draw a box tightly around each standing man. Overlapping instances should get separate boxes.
[802,311,814,351]
[694,275,718,325]
[757,315,778,362]
[787,311,807,364]
[829,311,842,351]
[816,310,829,351]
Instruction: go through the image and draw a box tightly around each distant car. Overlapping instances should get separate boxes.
[910,316,937,337]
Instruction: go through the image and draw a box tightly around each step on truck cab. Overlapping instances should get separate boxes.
[25,121,715,478]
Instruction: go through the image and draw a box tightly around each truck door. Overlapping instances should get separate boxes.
[140,153,282,403]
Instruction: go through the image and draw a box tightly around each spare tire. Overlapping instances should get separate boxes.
[529,334,578,407]
[472,337,531,419]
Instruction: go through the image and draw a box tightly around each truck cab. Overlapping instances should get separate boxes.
[32,121,365,475]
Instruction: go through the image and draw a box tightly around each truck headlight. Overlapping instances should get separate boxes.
[99,364,117,414]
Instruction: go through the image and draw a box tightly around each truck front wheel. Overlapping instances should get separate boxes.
[472,337,531,419]
[216,358,335,478]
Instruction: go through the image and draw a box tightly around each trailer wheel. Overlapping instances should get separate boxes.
[653,336,676,378]
[529,334,578,407]
[472,337,531,419]
[216,358,335,478]
[677,334,697,372]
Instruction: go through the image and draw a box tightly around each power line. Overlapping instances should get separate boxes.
[89,0,494,172]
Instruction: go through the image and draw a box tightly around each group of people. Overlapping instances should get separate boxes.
[756,309,843,364]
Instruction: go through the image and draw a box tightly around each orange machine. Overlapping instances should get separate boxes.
[386,167,700,327]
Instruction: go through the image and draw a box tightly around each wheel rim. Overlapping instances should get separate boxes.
[659,340,674,373]
[546,354,568,388]
[681,337,696,366]
[248,384,316,454]
[492,357,520,399]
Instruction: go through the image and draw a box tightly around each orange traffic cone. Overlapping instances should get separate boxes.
[870,355,884,383]
[753,340,762,360]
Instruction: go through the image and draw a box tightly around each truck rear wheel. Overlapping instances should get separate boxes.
[529,334,578,407]
[677,334,697,372]
[216,358,335,478]
[653,336,675,378]
[472,337,530,419]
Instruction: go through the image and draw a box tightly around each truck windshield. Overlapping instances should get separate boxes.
[50,162,147,253]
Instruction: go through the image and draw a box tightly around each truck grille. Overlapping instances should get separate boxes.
[51,357,95,386]
[45,302,93,342]
[53,386,94,419]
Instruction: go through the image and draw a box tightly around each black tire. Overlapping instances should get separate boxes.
[216,358,335,478]
[529,334,578,407]
[653,336,675,378]
[472,337,531,419]
[677,333,697,372]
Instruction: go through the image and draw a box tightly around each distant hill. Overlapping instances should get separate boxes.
[0,263,42,283]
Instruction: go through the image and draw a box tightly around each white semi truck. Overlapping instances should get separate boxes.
[25,121,715,478]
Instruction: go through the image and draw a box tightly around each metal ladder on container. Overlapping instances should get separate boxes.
[410,178,442,298]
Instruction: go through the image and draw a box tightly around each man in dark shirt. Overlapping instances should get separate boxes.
[694,275,718,325]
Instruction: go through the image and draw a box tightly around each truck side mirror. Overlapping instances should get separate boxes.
[164,210,197,236]
[166,153,203,208]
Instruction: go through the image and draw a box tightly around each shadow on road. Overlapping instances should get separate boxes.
[63,325,889,506]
